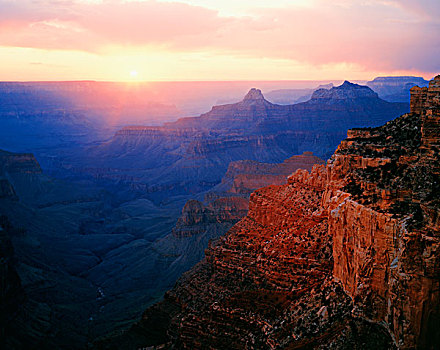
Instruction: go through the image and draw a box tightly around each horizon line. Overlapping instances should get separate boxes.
[0,77,422,84]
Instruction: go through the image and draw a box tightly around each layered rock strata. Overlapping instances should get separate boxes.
[327,76,440,348]
[0,150,42,175]
[220,151,325,195]
[86,82,408,199]
[101,77,440,349]
[173,152,323,239]
[172,198,249,238]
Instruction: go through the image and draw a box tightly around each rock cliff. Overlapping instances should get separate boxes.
[103,76,440,349]
[327,75,440,348]
[220,151,325,194]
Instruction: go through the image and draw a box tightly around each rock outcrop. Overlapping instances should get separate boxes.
[173,152,324,239]
[172,198,249,238]
[0,150,42,175]
[221,151,325,194]
[327,75,440,348]
[0,179,17,200]
[243,88,266,101]
[0,150,43,203]
[103,76,440,349]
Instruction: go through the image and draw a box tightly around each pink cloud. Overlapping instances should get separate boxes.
[0,0,438,73]
[0,0,231,51]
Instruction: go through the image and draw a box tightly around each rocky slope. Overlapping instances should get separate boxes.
[104,76,440,349]
[132,152,324,317]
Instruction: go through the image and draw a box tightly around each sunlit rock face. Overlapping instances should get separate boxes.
[328,75,440,348]
[221,151,325,195]
[105,76,440,349]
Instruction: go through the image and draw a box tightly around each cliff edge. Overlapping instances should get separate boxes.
[99,76,440,349]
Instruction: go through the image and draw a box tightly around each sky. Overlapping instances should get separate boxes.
[0,0,439,81]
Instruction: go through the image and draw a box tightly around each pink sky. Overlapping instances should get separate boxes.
[0,0,438,81]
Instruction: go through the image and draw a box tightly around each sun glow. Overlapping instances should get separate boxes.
[0,0,437,81]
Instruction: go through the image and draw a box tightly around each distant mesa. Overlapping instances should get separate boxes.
[369,76,429,84]
[0,149,42,175]
[367,76,429,102]
[316,83,334,90]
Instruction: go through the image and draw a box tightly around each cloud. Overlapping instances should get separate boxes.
[0,0,438,74]
[0,0,231,51]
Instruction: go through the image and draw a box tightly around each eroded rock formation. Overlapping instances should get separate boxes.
[220,151,325,195]
[100,77,440,350]
[173,151,324,239]
[327,75,440,348]
[367,76,429,103]
[0,150,42,175]
[172,198,249,238]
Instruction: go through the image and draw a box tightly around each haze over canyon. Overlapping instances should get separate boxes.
[0,74,438,350]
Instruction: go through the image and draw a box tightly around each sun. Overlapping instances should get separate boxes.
[130,70,139,78]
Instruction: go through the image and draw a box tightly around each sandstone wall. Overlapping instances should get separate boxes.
[326,76,440,348]
[105,77,440,350]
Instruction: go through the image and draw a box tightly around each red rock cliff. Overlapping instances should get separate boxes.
[100,76,440,350]
[326,75,440,348]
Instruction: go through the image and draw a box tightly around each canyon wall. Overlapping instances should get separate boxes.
[325,76,440,348]
[100,77,439,350]
[84,82,407,200]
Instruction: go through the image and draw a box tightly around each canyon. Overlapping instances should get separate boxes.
[0,143,323,349]
[105,77,440,349]
[0,78,426,349]
[82,82,407,201]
